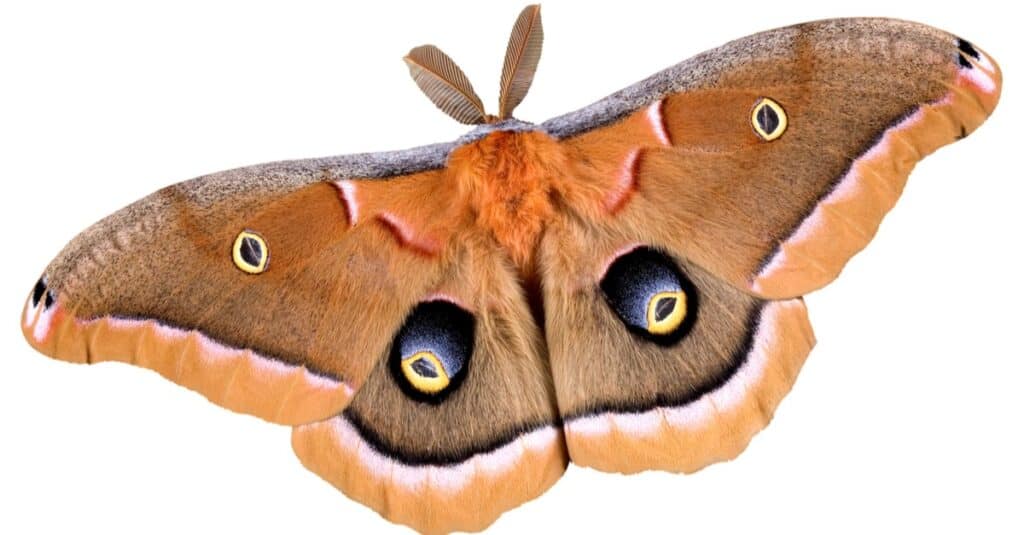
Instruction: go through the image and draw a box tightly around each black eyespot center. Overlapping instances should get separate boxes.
[410,357,439,378]
[240,236,264,267]
[757,103,780,134]
[655,296,677,322]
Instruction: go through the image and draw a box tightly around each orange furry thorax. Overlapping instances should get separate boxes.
[448,130,572,275]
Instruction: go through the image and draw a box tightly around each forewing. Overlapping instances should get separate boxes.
[545,18,1001,299]
[20,145,466,426]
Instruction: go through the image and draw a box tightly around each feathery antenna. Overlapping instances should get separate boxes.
[404,45,488,125]
[403,5,544,124]
[498,5,544,119]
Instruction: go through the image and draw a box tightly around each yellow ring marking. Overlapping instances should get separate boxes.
[646,290,687,335]
[751,97,788,141]
[401,351,450,394]
[232,230,269,274]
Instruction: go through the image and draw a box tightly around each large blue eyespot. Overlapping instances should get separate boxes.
[600,247,698,345]
[389,300,475,403]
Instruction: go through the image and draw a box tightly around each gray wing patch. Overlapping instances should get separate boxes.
[121,141,455,224]
[540,18,946,139]
[540,24,798,139]
[201,139,456,194]
[42,140,455,294]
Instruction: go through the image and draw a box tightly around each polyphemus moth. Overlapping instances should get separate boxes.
[19,5,1002,534]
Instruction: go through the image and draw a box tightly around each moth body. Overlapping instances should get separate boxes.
[449,129,565,277]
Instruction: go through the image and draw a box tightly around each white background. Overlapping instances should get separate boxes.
[1,1,1020,533]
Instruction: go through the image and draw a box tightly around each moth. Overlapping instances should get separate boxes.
[19,5,1001,534]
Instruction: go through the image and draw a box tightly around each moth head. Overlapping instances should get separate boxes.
[389,299,476,403]
[599,246,699,346]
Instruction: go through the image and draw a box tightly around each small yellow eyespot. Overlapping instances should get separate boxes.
[646,290,687,335]
[401,351,451,394]
[751,97,788,141]
[232,230,269,274]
